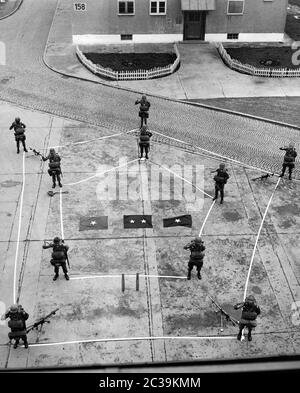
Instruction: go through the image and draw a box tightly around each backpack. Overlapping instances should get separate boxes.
[8,319,25,330]
[140,134,150,145]
[52,245,66,260]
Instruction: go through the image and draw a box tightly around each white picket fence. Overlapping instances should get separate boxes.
[76,44,180,81]
[216,42,300,78]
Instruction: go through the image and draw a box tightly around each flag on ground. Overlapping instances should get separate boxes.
[79,216,108,231]
[124,215,153,229]
[163,214,192,228]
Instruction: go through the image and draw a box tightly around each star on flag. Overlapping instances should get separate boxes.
[163,215,192,228]
[79,216,108,231]
[124,215,153,228]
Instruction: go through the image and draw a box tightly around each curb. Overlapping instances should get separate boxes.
[43,1,300,132]
[0,0,23,20]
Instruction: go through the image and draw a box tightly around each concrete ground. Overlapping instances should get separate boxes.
[0,101,300,369]
[44,0,300,100]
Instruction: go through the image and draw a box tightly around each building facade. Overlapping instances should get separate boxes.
[72,0,288,45]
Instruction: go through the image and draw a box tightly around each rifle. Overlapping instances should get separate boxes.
[251,173,274,181]
[29,147,44,159]
[47,190,69,197]
[208,295,239,327]
[26,308,59,333]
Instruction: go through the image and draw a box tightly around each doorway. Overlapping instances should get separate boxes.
[183,11,206,40]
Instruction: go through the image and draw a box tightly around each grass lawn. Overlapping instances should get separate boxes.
[226,47,299,69]
[84,52,177,71]
[192,97,300,127]
[0,0,21,19]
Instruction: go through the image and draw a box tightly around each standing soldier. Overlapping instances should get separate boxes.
[1,304,29,348]
[184,237,205,280]
[135,95,151,128]
[212,163,229,204]
[279,143,297,180]
[234,295,261,342]
[43,237,70,281]
[139,126,152,160]
[9,117,28,154]
[42,148,62,188]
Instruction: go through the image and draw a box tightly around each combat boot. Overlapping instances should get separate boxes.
[220,199,223,204]
[187,271,191,280]
[17,149,20,154]
[64,273,69,281]
[197,271,202,280]
[52,183,56,189]
[248,332,252,342]
[53,274,59,281]
[24,340,29,349]
[24,148,28,153]
[58,182,62,188]
[237,331,242,341]
[13,340,19,349]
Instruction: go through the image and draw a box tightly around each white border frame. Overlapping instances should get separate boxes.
[149,0,167,16]
[227,0,244,15]
[118,0,135,16]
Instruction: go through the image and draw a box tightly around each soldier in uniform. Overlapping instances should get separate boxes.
[184,237,205,280]
[9,117,28,154]
[212,163,229,204]
[234,295,261,342]
[43,237,69,281]
[139,126,153,160]
[279,143,297,180]
[135,95,151,128]
[42,148,62,188]
[1,304,29,348]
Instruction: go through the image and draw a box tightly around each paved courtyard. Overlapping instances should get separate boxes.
[0,0,299,370]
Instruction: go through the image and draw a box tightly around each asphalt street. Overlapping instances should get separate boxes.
[0,0,299,178]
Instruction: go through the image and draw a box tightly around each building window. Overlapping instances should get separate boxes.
[227,33,239,39]
[227,1,244,15]
[121,34,133,40]
[150,1,167,15]
[118,1,135,15]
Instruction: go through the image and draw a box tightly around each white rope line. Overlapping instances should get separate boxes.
[150,160,213,199]
[70,274,187,281]
[64,159,139,187]
[37,129,138,151]
[243,177,281,301]
[13,153,26,304]
[199,200,216,237]
[151,130,279,176]
[59,190,65,240]
[28,335,236,347]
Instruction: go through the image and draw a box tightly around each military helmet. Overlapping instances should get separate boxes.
[194,237,202,243]
[142,95,147,100]
[49,148,55,153]
[15,117,20,123]
[245,295,256,303]
[288,142,295,149]
[10,304,19,313]
[53,236,60,243]
[219,163,225,169]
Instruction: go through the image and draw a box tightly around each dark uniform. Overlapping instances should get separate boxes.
[184,237,205,280]
[212,163,229,204]
[9,117,28,154]
[43,237,69,281]
[135,95,151,128]
[42,148,62,188]
[139,126,152,159]
[234,295,261,341]
[2,304,29,348]
[279,143,297,180]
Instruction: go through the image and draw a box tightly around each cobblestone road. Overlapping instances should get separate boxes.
[0,0,299,177]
